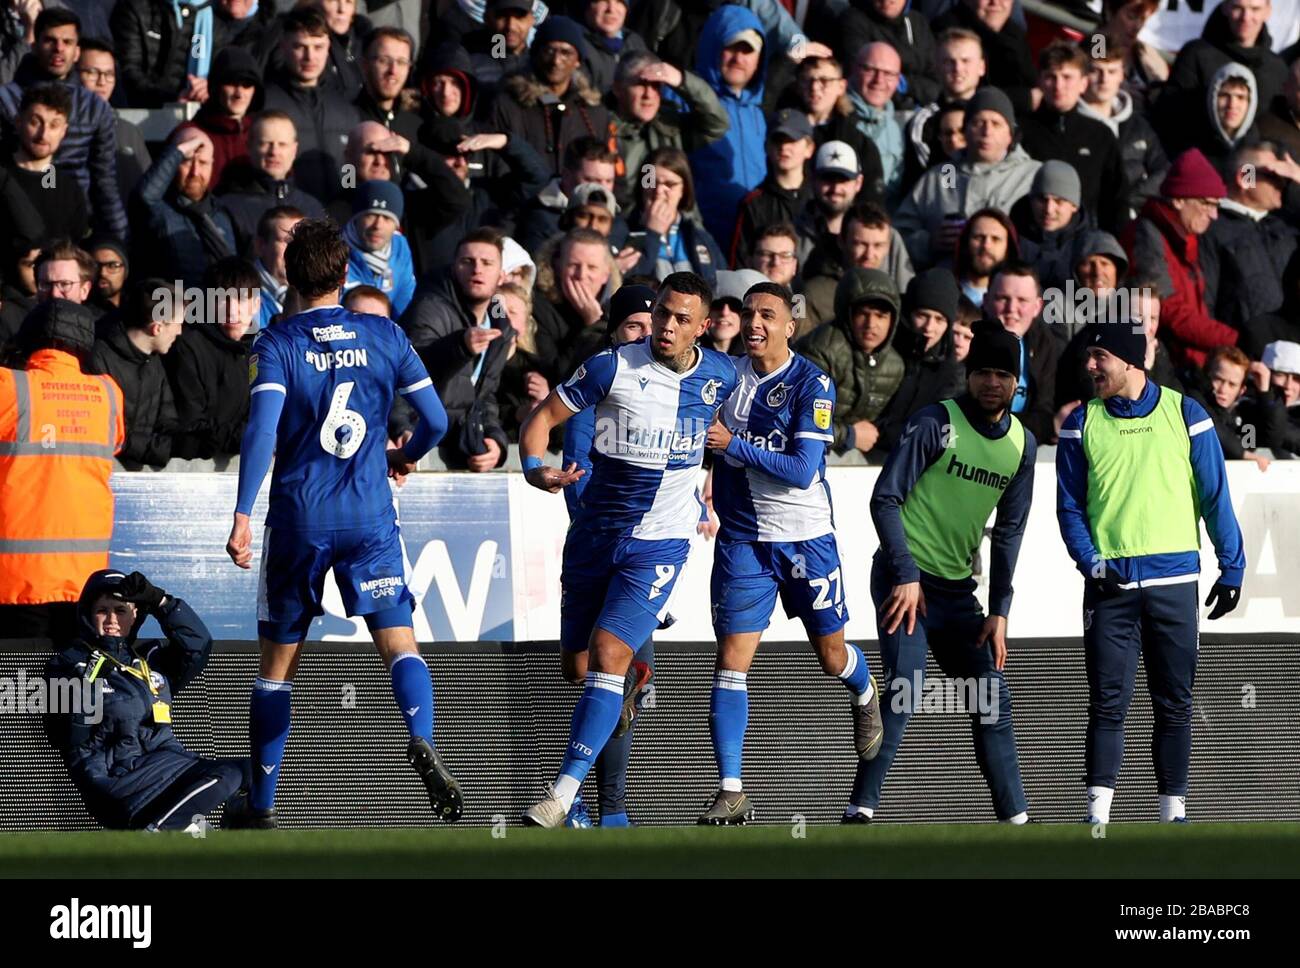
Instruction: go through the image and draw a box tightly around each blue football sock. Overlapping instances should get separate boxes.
[838,643,872,700]
[555,671,624,808]
[389,652,434,741]
[710,670,748,790]
[600,811,631,827]
[249,677,292,812]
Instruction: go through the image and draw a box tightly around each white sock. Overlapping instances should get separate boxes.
[1004,811,1029,825]
[853,675,876,706]
[1087,785,1114,823]
[721,777,743,793]
[553,774,581,811]
[1159,794,1186,822]
[844,804,873,819]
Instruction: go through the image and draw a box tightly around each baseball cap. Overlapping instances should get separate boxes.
[724,28,763,52]
[568,182,619,216]
[770,108,813,142]
[814,140,860,179]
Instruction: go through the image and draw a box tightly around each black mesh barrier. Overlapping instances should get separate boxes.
[2,638,1297,829]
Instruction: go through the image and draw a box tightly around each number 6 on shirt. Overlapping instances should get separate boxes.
[320,381,367,459]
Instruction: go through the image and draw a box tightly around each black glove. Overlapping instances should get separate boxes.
[1087,566,1124,598]
[1204,582,1240,621]
[113,571,167,614]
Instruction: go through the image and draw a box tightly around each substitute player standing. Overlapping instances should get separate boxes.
[518,271,738,828]
[1057,322,1244,824]
[845,322,1035,824]
[700,282,883,825]
[225,218,462,827]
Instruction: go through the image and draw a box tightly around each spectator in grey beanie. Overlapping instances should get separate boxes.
[1012,159,1092,295]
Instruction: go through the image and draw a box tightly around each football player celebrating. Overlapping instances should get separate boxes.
[700,282,883,825]
[518,272,738,827]
[226,219,462,827]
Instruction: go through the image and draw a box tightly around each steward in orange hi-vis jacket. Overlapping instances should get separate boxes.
[0,300,124,639]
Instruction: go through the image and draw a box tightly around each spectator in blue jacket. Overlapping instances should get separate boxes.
[343,179,415,317]
[44,569,254,832]
[689,4,771,251]
[132,128,237,289]
[0,8,128,241]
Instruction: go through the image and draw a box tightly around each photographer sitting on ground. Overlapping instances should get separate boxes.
[44,569,255,832]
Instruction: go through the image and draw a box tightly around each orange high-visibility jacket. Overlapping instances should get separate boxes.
[0,349,125,605]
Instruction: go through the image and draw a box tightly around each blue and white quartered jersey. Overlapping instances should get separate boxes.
[556,337,739,540]
[713,352,836,542]
[248,305,432,531]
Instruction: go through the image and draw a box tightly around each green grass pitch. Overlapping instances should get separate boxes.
[3,823,1298,877]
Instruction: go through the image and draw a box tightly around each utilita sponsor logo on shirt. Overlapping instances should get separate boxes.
[49,899,151,949]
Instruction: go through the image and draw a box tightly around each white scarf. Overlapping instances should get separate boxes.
[344,216,394,290]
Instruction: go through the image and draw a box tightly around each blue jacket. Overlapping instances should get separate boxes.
[871,395,1037,617]
[0,55,129,240]
[345,231,416,318]
[690,5,771,248]
[44,571,215,829]
[133,145,238,288]
[1056,379,1246,588]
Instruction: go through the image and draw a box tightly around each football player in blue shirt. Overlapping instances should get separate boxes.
[559,284,657,828]
[225,219,462,828]
[700,282,883,824]
[518,271,739,827]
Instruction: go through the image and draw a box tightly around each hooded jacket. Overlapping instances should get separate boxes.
[799,225,915,333]
[1194,61,1261,169]
[0,56,129,241]
[610,67,730,212]
[490,59,612,180]
[689,5,771,251]
[191,47,266,191]
[796,267,906,452]
[1076,89,1170,221]
[895,145,1042,268]
[875,275,965,452]
[1165,3,1287,131]
[1040,229,1130,350]
[164,323,250,460]
[1121,197,1242,369]
[397,269,511,464]
[43,569,214,829]
[90,317,177,468]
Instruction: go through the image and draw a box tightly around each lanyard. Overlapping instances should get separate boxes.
[88,650,158,699]
[88,649,172,723]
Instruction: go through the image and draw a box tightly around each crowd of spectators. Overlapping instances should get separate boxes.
[1,0,1298,469]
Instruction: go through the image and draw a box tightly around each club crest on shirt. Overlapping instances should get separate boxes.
[813,398,832,430]
[766,382,791,408]
[701,378,723,405]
